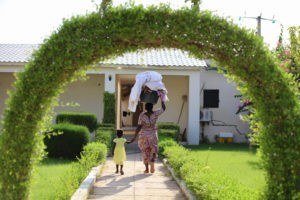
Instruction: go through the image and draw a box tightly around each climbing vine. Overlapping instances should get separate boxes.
[103,92,115,124]
[0,3,299,200]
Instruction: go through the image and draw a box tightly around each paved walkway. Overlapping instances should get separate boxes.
[87,141,187,200]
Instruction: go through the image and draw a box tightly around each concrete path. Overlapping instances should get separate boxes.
[87,142,187,200]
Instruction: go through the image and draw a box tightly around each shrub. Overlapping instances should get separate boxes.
[97,123,115,128]
[44,123,90,159]
[79,142,107,169]
[95,127,114,154]
[158,129,178,140]
[157,122,180,131]
[55,142,107,199]
[56,111,98,132]
[158,137,177,155]
[157,122,180,140]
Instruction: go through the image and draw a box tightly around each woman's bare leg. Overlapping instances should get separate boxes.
[150,153,156,173]
[144,162,149,173]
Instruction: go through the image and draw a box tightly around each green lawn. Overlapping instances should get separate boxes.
[188,143,265,191]
[29,158,75,200]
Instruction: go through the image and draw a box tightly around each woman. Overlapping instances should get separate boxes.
[129,100,166,173]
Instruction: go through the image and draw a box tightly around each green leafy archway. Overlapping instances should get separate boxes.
[0,5,299,199]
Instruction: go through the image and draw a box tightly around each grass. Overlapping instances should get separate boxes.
[29,158,75,200]
[187,143,265,191]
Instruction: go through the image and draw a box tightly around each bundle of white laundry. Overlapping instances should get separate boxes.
[128,71,169,112]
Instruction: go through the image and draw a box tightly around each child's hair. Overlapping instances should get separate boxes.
[116,129,123,137]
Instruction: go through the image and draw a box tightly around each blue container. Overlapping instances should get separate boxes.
[140,90,159,104]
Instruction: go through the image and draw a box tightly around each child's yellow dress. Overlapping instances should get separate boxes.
[113,138,127,165]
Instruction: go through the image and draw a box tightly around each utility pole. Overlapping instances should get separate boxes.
[239,14,276,37]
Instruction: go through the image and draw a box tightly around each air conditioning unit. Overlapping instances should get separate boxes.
[200,110,212,122]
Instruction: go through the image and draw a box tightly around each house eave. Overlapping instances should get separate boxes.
[95,63,201,71]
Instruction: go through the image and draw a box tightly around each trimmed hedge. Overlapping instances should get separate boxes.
[56,111,98,132]
[97,123,115,128]
[55,142,107,199]
[162,143,260,199]
[80,142,107,167]
[158,137,177,155]
[157,122,180,131]
[157,123,180,141]
[95,127,114,155]
[96,123,115,132]
[44,123,90,159]
[158,129,178,140]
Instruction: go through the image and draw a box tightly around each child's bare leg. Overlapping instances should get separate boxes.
[120,165,124,175]
[115,165,119,173]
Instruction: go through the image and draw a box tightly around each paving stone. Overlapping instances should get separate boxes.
[87,140,187,200]
[93,186,134,195]
[135,195,186,200]
[88,194,135,200]
[134,187,183,196]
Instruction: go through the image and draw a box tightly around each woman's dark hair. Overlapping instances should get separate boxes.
[117,129,123,137]
[145,103,153,112]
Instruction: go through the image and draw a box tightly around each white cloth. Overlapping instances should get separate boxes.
[128,71,168,112]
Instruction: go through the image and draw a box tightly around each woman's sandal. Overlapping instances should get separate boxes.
[144,169,149,173]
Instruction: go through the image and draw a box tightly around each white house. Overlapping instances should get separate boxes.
[0,44,249,144]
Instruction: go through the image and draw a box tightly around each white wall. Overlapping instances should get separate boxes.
[54,74,105,123]
[0,72,105,127]
[200,70,249,143]
[156,75,189,133]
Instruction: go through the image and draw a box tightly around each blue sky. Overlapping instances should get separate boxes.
[0,0,298,49]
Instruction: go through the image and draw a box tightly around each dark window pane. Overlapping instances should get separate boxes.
[203,89,219,108]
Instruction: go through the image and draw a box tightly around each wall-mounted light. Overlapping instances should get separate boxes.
[108,75,112,81]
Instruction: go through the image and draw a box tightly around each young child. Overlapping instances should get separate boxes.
[112,129,128,175]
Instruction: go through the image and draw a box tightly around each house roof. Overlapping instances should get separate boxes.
[0,44,38,63]
[101,48,207,68]
[0,44,207,68]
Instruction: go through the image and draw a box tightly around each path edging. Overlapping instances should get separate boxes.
[162,158,197,200]
[71,163,104,200]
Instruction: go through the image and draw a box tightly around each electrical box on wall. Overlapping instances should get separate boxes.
[200,110,212,122]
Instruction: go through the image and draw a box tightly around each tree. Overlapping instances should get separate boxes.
[275,25,300,85]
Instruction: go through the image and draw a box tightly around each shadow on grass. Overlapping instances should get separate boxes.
[39,158,75,166]
[247,160,264,170]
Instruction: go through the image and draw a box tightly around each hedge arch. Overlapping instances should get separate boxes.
[0,5,299,200]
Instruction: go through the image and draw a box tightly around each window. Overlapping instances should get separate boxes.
[203,89,219,108]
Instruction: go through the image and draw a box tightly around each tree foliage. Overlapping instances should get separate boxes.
[276,25,300,83]
[0,3,299,200]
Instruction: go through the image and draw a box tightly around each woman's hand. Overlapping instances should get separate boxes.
[130,137,136,143]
